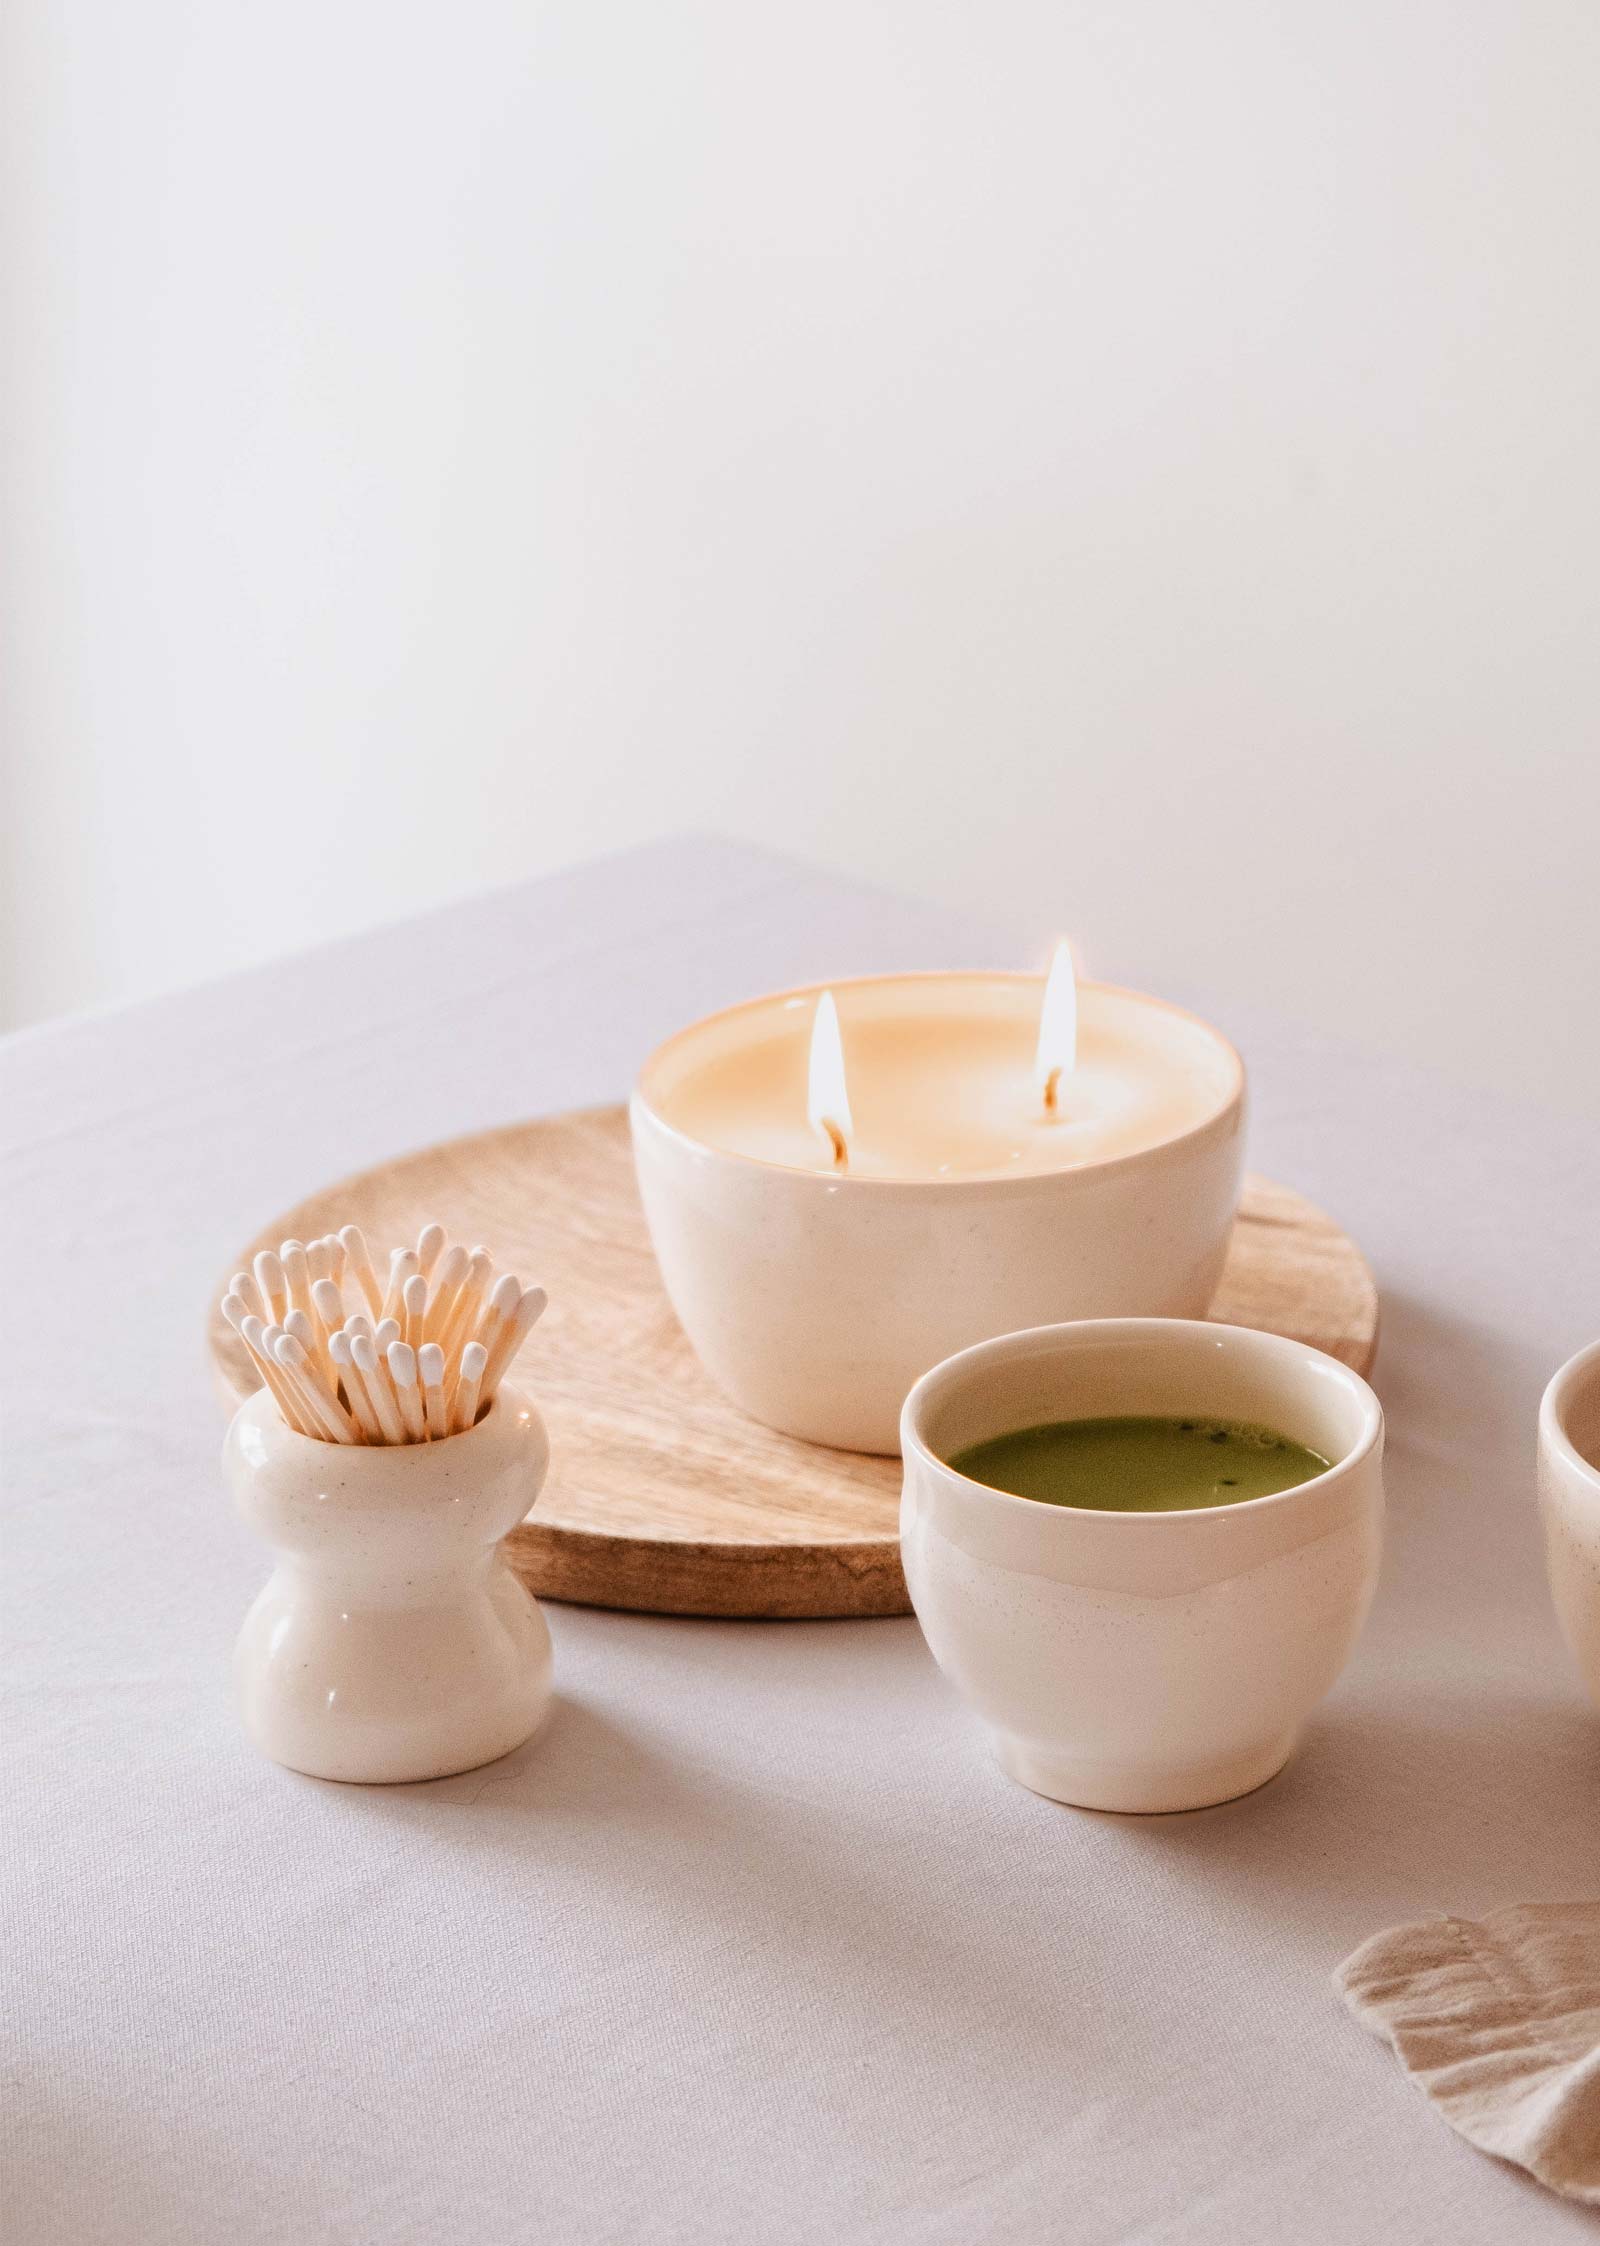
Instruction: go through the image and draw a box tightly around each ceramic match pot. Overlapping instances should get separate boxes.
[1538,1337,1600,1714]
[900,1319,1385,1813]
[225,1385,553,1784]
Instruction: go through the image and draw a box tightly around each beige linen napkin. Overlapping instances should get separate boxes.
[1336,1901,1600,2203]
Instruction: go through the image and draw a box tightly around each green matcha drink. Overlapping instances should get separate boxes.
[948,1415,1330,1513]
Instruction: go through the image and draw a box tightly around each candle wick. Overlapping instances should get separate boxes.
[1041,1066,1063,1119]
[821,1116,849,1169]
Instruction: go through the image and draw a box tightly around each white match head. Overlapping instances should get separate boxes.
[374,1317,400,1353]
[521,1286,549,1329]
[312,1278,344,1324]
[489,1273,521,1317]
[432,1243,469,1290]
[253,1249,285,1300]
[274,1331,310,1370]
[416,1222,446,1270]
[240,1313,268,1353]
[464,1247,492,1282]
[322,1233,347,1276]
[283,1308,314,1348]
[329,1327,353,1367]
[418,1343,445,1388]
[403,1273,428,1316]
[351,1332,380,1375]
[338,1224,371,1266]
[305,1238,332,1283]
[221,1292,249,1333]
[387,1341,418,1387]
[279,1238,308,1274]
[229,1271,254,1302]
[389,1246,418,1279]
[346,1311,374,1341]
[460,1340,488,1380]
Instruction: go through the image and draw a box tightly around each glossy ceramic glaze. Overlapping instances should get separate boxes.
[632,977,1246,1454]
[900,1319,1385,1812]
[1538,1338,1600,1712]
[226,1384,554,1783]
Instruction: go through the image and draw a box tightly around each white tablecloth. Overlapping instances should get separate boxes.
[6,838,1598,2245]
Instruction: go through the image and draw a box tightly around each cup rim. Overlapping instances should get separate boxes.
[632,971,1245,1191]
[901,1317,1383,1523]
[1540,1337,1600,1500]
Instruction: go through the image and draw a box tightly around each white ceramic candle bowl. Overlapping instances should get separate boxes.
[901,1319,1384,1812]
[226,1386,554,1784]
[1538,1338,1600,1712]
[632,976,1246,1454]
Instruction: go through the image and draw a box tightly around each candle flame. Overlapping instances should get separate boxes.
[807,989,853,1167]
[1035,940,1078,1116]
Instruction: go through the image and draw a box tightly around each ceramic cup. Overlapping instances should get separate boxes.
[1538,1338,1600,1712]
[632,976,1245,1455]
[226,1384,554,1783]
[900,1319,1385,1812]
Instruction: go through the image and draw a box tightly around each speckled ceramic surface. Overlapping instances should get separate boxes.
[226,1384,554,1783]
[1539,1338,1600,1713]
[900,1319,1385,1813]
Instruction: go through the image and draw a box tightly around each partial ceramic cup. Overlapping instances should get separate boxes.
[1538,1338,1600,1712]
[901,1319,1385,1812]
[226,1384,554,1783]
[632,977,1246,1454]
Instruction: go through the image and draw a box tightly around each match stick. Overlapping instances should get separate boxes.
[311,1277,345,1359]
[401,1271,427,1352]
[223,1293,300,1425]
[253,1249,289,1326]
[472,1272,522,1373]
[416,1222,446,1278]
[423,1243,469,1344]
[351,1332,404,1443]
[388,1342,426,1442]
[339,1225,383,1315]
[330,1328,382,1442]
[239,1311,314,1433]
[418,1343,448,1439]
[481,1285,548,1400]
[453,1341,487,1435]
[280,1239,313,1321]
[276,1332,357,1443]
[437,1248,492,1361]
[380,1248,419,1325]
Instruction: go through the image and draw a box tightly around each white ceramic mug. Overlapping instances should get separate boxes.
[227,1385,554,1783]
[900,1319,1385,1812]
[1538,1338,1600,1712]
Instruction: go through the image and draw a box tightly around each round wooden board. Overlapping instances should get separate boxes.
[209,1106,1378,1621]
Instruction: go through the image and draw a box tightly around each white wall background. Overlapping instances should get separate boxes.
[5,2,1598,1109]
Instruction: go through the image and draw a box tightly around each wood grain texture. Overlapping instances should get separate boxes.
[209,1106,1378,1619]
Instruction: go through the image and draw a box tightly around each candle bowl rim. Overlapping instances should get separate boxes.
[901,1317,1382,1524]
[1540,1336,1600,1501]
[632,971,1246,1190]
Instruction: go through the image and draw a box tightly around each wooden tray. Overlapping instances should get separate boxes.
[209,1105,1378,1620]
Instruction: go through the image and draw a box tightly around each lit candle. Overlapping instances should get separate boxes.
[653,961,1227,1180]
[632,964,1246,1453]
